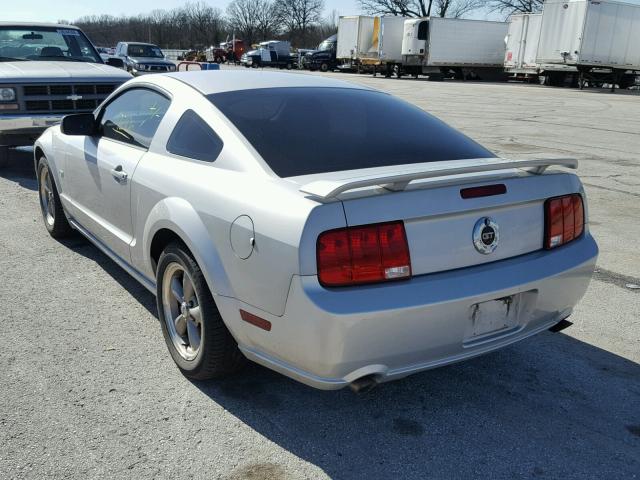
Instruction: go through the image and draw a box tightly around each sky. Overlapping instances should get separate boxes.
[10,0,361,23]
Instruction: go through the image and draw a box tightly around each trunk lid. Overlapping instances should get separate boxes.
[293,159,582,277]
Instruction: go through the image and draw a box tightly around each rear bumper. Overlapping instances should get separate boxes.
[221,234,598,390]
[0,113,64,147]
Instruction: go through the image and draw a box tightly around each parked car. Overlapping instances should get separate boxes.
[115,42,176,76]
[34,71,598,390]
[0,22,131,167]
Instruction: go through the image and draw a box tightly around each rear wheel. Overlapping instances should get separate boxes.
[156,242,245,380]
[37,157,73,238]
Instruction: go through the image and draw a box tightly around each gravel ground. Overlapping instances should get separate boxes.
[1,72,638,479]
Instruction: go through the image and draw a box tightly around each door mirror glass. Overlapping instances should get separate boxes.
[61,113,97,136]
[106,57,124,69]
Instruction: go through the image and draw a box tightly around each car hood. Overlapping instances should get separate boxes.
[0,61,132,82]
[128,56,173,65]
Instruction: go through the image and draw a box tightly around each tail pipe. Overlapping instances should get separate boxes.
[349,375,379,394]
[549,318,573,333]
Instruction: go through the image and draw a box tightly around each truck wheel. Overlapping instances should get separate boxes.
[320,62,329,72]
[286,63,293,70]
[0,146,8,168]
[156,242,245,380]
[37,157,73,238]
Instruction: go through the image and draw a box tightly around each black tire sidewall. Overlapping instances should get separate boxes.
[156,245,212,375]
[37,157,71,236]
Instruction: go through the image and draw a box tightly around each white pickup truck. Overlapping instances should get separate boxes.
[0,22,131,167]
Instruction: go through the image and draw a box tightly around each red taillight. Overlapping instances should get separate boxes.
[317,221,411,287]
[544,194,584,249]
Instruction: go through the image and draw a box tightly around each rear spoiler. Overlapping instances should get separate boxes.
[299,158,578,200]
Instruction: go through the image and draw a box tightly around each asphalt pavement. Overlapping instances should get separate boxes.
[0,73,638,479]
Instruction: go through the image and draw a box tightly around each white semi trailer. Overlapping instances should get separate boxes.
[336,16,375,70]
[336,15,407,75]
[504,0,639,89]
[401,17,508,80]
[504,13,543,79]
[362,16,407,76]
[537,0,640,88]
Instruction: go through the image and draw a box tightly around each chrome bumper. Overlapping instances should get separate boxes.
[0,113,64,146]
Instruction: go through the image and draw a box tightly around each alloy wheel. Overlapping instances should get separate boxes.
[39,167,55,227]
[162,262,203,361]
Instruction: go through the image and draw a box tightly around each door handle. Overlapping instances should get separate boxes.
[111,165,128,182]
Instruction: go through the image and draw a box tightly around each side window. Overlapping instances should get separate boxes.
[99,88,170,149]
[166,109,224,162]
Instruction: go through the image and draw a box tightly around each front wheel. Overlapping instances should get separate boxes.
[156,242,245,380]
[320,62,329,72]
[37,157,73,238]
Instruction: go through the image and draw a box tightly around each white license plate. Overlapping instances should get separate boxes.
[469,295,520,338]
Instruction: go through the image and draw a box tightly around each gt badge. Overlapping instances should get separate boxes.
[473,217,499,254]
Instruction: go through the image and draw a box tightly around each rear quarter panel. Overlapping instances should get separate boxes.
[129,78,348,317]
[133,155,345,317]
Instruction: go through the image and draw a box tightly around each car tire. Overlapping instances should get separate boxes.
[156,242,245,380]
[37,157,73,238]
[0,146,8,168]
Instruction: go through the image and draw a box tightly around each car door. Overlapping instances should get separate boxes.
[64,87,170,261]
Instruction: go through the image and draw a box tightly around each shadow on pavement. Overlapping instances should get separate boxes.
[53,215,639,477]
[61,236,158,316]
[8,139,638,478]
[1,148,37,191]
[192,331,640,479]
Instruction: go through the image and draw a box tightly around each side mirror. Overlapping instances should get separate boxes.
[106,57,124,69]
[61,113,97,136]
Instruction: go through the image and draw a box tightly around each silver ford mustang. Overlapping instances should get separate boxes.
[34,71,598,390]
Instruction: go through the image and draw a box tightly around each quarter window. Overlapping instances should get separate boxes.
[99,88,170,149]
[166,109,223,162]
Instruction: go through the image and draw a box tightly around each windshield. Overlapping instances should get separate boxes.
[208,88,494,177]
[0,26,102,63]
[318,41,335,52]
[127,44,164,58]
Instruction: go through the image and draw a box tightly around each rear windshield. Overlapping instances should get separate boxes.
[208,87,494,177]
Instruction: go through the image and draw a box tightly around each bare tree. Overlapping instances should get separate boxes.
[487,0,542,14]
[183,2,225,48]
[358,0,432,17]
[226,0,279,45]
[433,0,485,17]
[358,0,485,17]
[75,3,227,50]
[274,0,325,46]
